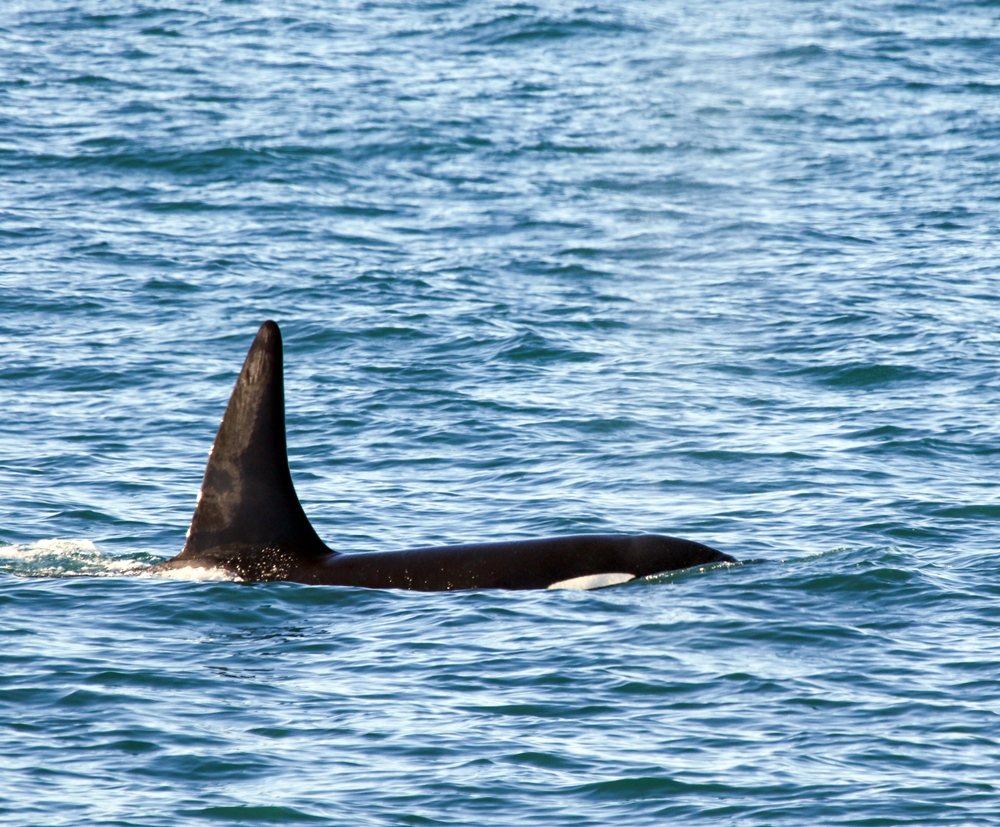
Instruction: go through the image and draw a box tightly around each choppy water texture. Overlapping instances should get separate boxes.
[3,1,1000,824]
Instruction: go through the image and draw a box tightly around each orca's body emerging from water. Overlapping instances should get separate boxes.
[149,322,734,590]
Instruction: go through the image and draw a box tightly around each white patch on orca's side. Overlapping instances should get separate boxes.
[547,572,635,591]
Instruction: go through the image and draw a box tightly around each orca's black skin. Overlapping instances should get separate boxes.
[149,321,735,590]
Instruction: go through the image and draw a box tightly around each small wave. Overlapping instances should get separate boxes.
[459,13,635,47]
[0,540,243,582]
[0,539,149,578]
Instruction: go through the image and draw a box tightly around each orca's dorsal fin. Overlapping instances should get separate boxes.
[175,321,330,574]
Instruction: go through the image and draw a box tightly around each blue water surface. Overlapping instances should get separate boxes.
[2,1,1000,824]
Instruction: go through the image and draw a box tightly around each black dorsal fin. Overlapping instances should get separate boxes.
[174,321,330,574]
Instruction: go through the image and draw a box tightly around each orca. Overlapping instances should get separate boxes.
[148,321,735,590]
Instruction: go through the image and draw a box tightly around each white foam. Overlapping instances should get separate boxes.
[6,538,99,558]
[142,565,241,582]
[547,572,635,591]
[0,538,143,577]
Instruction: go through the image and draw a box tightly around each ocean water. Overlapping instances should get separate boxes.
[3,0,1000,823]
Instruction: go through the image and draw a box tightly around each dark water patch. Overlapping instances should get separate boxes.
[458,12,634,47]
[613,680,711,697]
[524,141,608,155]
[357,325,434,342]
[144,277,201,292]
[143,200,225,213]
[181,806,324,823]
[503,750,587,770]
[966,81,1000,93]
[528,262,610,280]
[764,44,829,63]
[138,754,270,781]
[848,435,974,459]
[20,146,332,180]
[494,331,599,364]
[141,26,180,37]
[0,687,59,704]
[846,424,912,440]
[585,174,714,194]
[115,99,164,116]
[576,775,732,800]
[67,75,114,85]
[929,504,1000,521]
[796,362,930,388]
[83,670,210,691]
[55,509,119,523]
[462,702,615,718]
[57,689,128,707]
[104,738,161,753]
